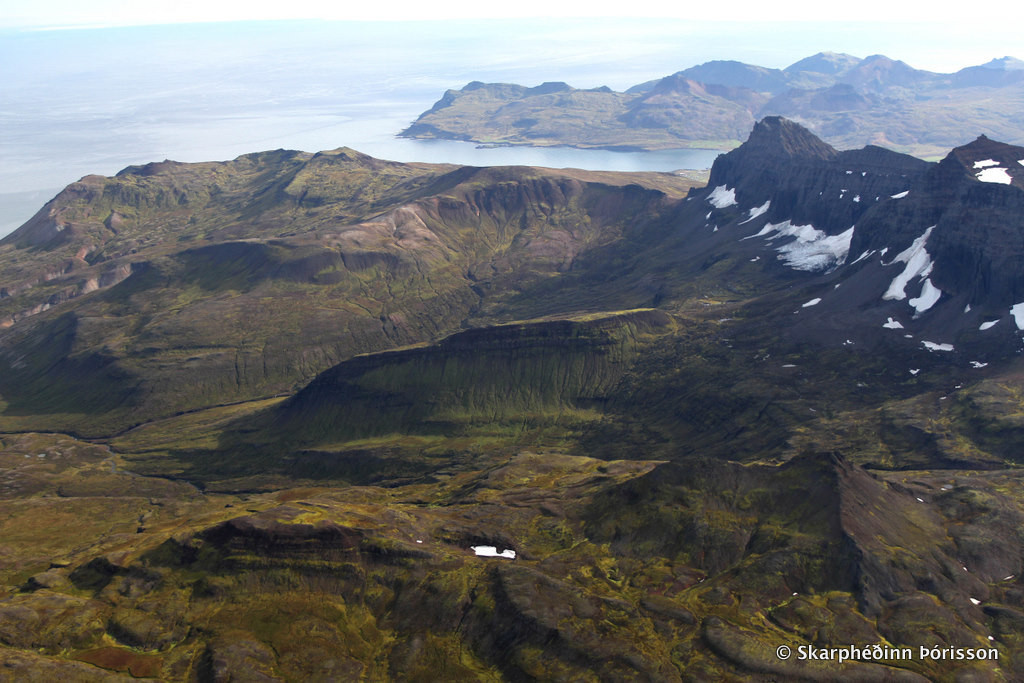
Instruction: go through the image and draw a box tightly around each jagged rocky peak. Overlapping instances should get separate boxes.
[743,116,838,160]
[704,117,837,195]
[699,117,891,233]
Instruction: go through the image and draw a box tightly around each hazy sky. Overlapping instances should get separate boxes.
[3,0,1020,26]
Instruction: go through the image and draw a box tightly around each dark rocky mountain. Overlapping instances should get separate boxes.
[3,119,1024,679]
[403,53,1024,158]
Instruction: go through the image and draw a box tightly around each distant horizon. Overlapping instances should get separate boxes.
[2,18,1020,77]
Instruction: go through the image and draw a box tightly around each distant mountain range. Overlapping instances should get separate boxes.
[401,53,1024,158]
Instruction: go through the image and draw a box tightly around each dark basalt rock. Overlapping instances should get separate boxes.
[848,135,1024,308]
[696,117,926,235]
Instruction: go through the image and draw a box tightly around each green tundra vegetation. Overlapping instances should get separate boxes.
[1,133,1023,680]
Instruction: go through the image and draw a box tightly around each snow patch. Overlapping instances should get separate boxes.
[979,320,999,331]
[922,341,954,352]
[744,221,854,272]
[973,159,1000,169]
[849,249,874,265]
[977,167,1013,184]
[738,200,770,224]
[802,298,822,308]
[891,191,909,199]
[971,361,989,369]
[964,304,972,313]
[775,226,855,272]
[883,317,904,329]
[472,546,516,559]
[970,598,982,606]
[883,226,935,302]
[707,185,737,208]
[910,369,920,375]
[1011,302,1024,329]
[853,195,861,202]
[909,278,942,314]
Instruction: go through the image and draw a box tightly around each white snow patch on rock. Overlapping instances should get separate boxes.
[977,167,1013,184]
[979,320,999,331]
[744,221,854,272]
[973,159,1000,169]
[776,226,855,272]
[922,341,954,352]
[738,200,770,224]
[971,361,989,368]
[849,250,874,265]
[891,190,909,199]
[909,278,942,314]
[965,304,972,313]
[802,298,822,308]
[883,317,904,329]
[472,546,516,559]
[883,226,935,302]
[1011,302,1024,329]
[707,185,737,208]
[970,598,982,606]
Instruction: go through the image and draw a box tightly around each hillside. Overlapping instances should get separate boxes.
[3,120,1024,679]
[401,53,1024,158]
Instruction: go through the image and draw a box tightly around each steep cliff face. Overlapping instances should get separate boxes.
[664,119,1024,359]
[238,310,673,455]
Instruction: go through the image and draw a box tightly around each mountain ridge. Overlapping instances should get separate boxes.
[402,53,1024,158]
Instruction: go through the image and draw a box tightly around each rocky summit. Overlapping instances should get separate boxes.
[2,119,1024,680]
